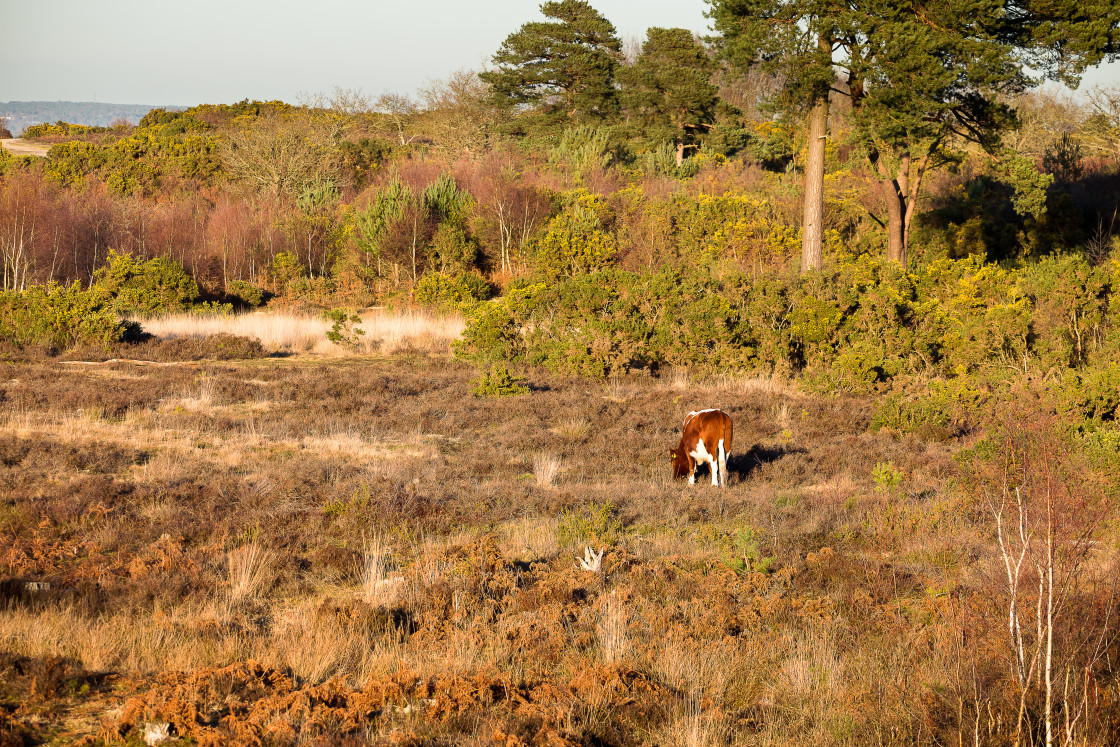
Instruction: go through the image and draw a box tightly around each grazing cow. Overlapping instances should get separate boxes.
[670,409,733,487]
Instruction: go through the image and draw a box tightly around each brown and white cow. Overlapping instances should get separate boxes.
[670,409,733,487]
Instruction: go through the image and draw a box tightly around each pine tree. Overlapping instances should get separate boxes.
[479,0,622,124]
[619,28,719,165]
[708,0,1120,270]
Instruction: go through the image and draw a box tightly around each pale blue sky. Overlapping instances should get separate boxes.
[1,0,711,105]
[2,0,1116,106]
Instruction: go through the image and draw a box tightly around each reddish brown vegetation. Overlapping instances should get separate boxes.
[0,355,1116,745]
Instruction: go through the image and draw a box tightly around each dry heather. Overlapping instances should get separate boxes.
[0,353,1117,745]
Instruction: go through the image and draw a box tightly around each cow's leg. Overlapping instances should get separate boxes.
[710,456,719,486]
[690,438,713,487]
[688,462,697,485]
[717,438,727,488]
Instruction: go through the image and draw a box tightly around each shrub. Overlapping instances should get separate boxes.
[82,333,266,362]
[90,250,201,315]
[427,223,481,275]
[871,377,992,438]
[23,121,109,138]
[414,272,491,312]
[556,501,624,548]
[225,280,268,309]
[872,461,904,493]
[1058,365,1120,422]
[1016,254,1109,368]
[533,190,617,279]
[267,251,306,290]
[456,254,1118,389]
[324,310,365,350]
[0,282,129,351]
[470,364,529,397]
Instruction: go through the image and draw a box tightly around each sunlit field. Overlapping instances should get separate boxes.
[135,308,467,356]
[2,345,1115,745]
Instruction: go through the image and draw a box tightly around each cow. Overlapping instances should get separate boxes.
[669,409,733,487]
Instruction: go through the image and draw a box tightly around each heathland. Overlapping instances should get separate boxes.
[3,1,1120,744]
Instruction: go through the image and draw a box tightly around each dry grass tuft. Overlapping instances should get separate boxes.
[358,534,403,606]
[667,367,692,390]
[533,452,563,488]
[597,590,628,664]
[175,375,215,410]
[227,543,271,603]
[556,416,591,441]
[499,517,559,561]
[775,629,844,700]
[662,696,726,747]
[717,370,800,397]
[605,373,629,401]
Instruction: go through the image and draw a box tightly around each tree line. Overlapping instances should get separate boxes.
[0,0,1117,302]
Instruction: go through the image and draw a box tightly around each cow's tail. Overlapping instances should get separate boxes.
[724,414,733,458]
[719,415,732,488]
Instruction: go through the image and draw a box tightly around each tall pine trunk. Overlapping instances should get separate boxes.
[878,148,931,270]
[801,90,829,272]
[884,177,907,268]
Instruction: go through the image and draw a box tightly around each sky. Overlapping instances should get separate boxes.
[1,0,711,106]
[2,0,1118,107]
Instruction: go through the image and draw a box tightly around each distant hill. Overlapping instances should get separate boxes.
[0,101,185,136]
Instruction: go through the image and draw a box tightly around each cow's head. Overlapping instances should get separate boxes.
[669,447,690,479]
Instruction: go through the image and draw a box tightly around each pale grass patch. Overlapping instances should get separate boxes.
[140,312,327,352]
[0,604,250,673]
[362,309,465,355]
[138,308,465,356]
[775,628,844,699]
[653,634,743,699]
[359,534,404,606]
[500,517,559,561]
[227,543,272,603]
[555,416,590,440]
[717,371,800,397]
[169,374,215,411]
[644,460,677,489]
[532,451,562,488]
[656,696,727,747]
[774,400,791,429]
[265,600,373,683]
[667,367,692,390]
[10,406,426,482]
[138,497,176,525]
[78,406,106,422]
[605,373,628,401]
[632,530,686,560]
[410,628,512,679]
[0,402,33,430]
[649,633,759,746]
[272,605,351,682]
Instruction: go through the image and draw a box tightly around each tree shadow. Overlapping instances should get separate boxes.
[727,443,805,480]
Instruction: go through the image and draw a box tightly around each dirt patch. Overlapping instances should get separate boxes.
[0,139,50,157]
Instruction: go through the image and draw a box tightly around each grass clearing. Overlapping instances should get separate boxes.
[135,308,466,356]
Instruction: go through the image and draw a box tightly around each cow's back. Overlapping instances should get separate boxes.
[684,409,732,453]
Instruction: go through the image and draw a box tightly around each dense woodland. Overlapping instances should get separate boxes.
[3,1,1120,744]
